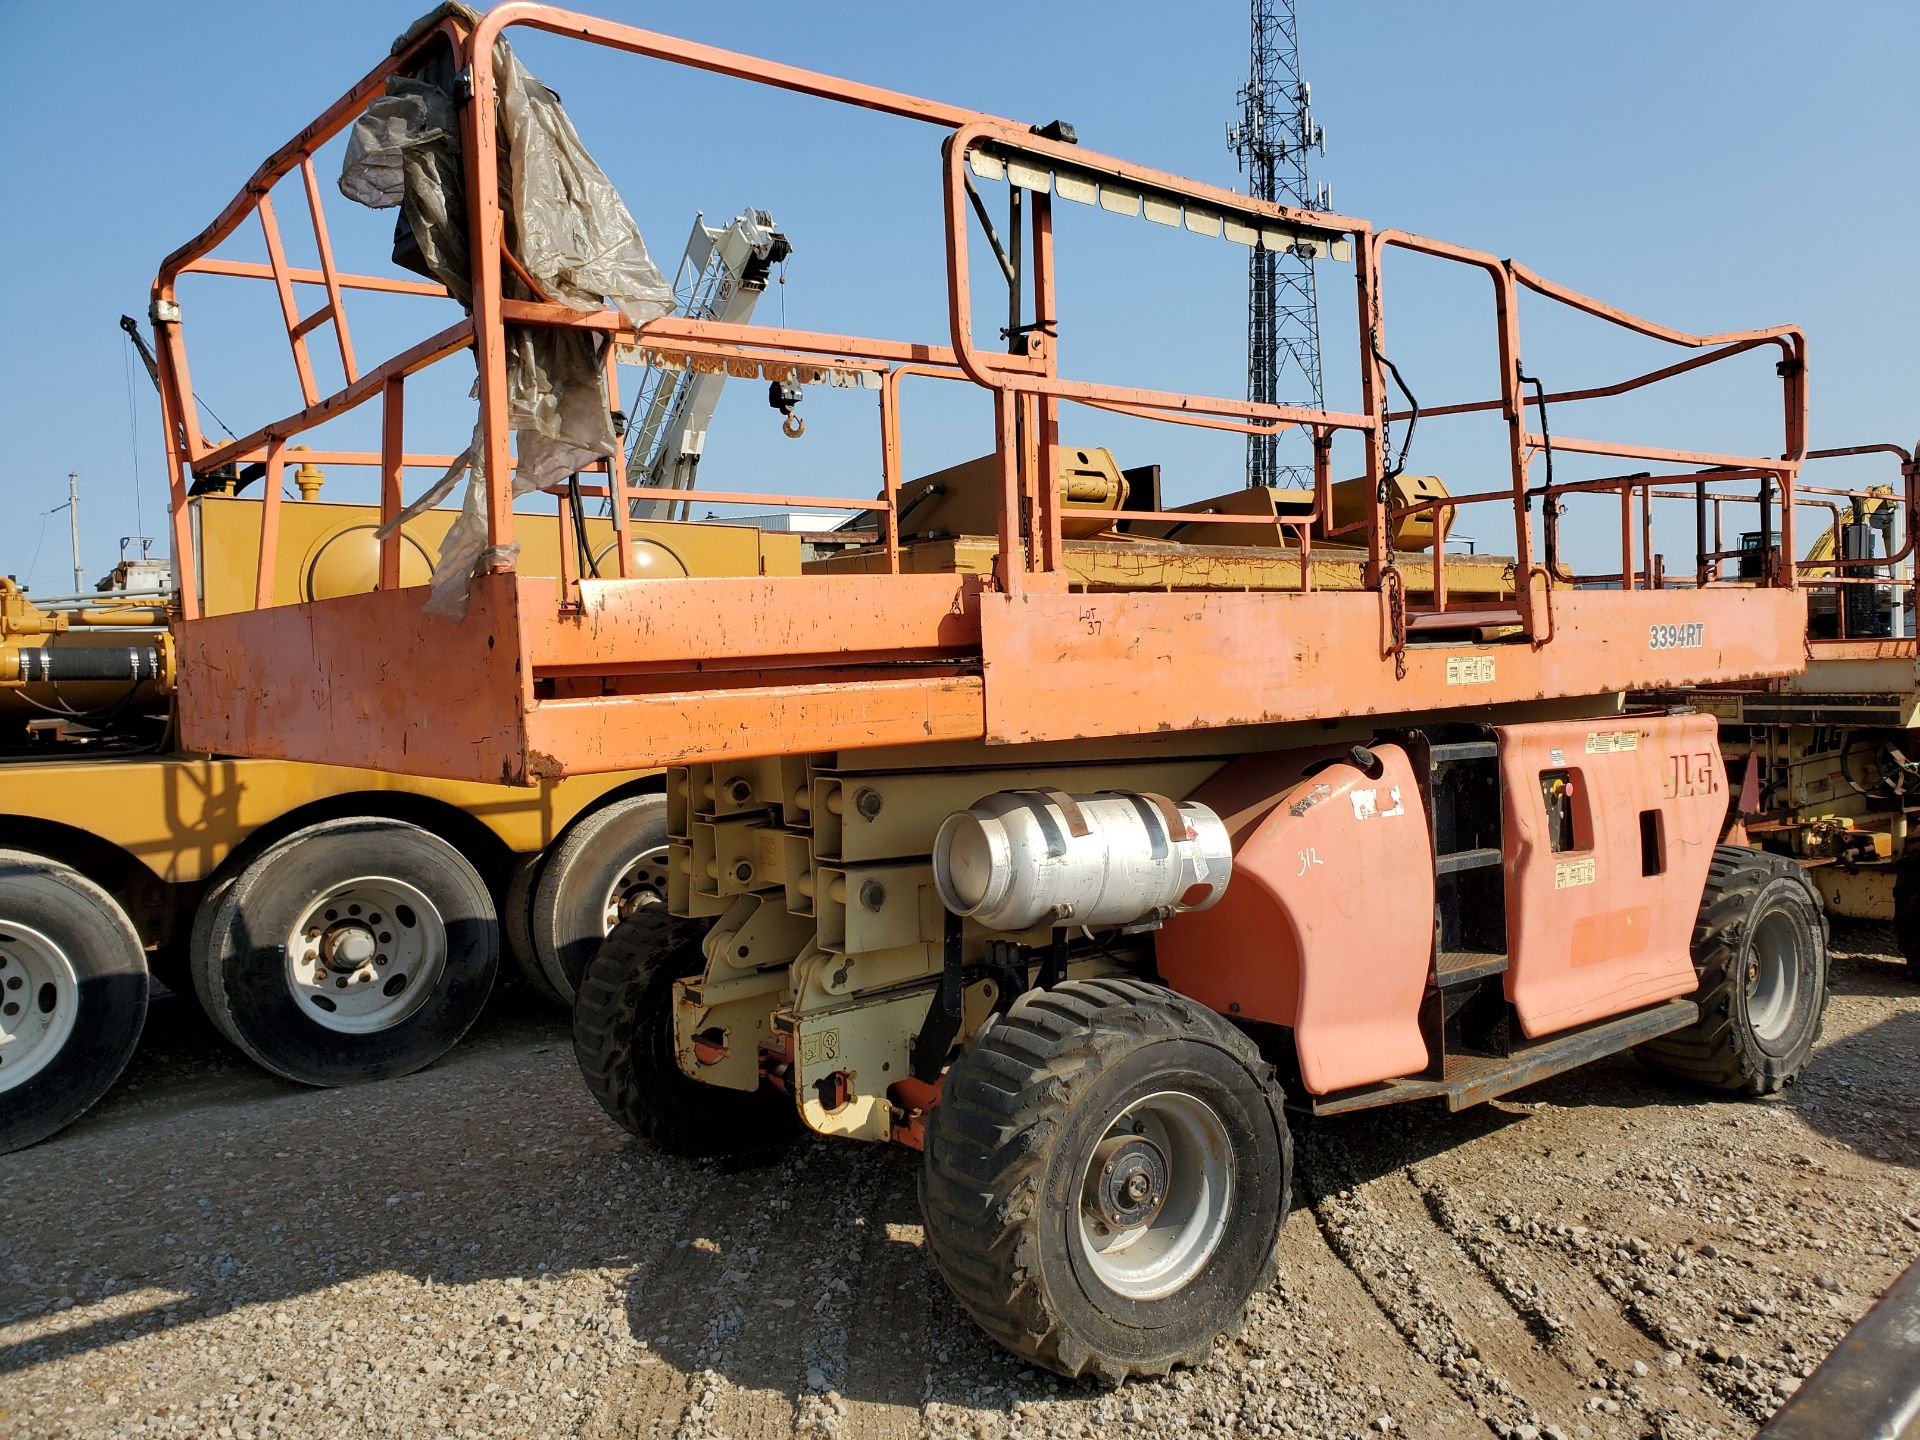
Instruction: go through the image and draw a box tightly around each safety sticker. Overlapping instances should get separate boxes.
[1554,857,1597,890]
[1584,730,1641,755]
[1350,785,1406,821]
[1446,656,1496,686]
[799,1028,841,1066]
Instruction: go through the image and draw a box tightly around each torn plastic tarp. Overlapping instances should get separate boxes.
[340,5,672,617]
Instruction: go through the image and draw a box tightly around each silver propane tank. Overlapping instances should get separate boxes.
[931,789,1232,933]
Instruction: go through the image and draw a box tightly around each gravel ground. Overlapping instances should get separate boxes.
[3,925,1917,1440]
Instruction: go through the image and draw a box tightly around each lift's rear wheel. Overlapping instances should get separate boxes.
[0,851,149,1153]
[572,907,797,1159]
[532,794,671,1004]
[1890,844,1920,982]
[1639,845,1829,1093]
[502,853,565,1008]
[191,818,497,1086]
[919,977,1291,1382]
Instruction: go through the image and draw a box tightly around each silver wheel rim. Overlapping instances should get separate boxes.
[1075,1090,1234,1300]
[1746,908,1805,1046]
[596,844,671,935]
[0,920,81,1091]
[284,877,446,1034]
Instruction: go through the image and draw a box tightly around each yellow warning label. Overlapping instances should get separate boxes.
[1584,730,1642,755]
[1446,656,1496,686]
[1554,857,1597,890]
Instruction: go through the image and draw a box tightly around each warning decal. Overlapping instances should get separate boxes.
[1554,857,1597,890]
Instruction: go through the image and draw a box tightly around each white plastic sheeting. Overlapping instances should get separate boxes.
[340,8,672,617]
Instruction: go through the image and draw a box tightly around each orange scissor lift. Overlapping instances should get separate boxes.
[155,4,1828,1380]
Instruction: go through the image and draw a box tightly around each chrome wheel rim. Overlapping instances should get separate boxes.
[596,844,671,935]
[285,877,445,1034]
[1746,908,1805,1047]
[0,920,80,1091]
[1075,1090,1233,1300]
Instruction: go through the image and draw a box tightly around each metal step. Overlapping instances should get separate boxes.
[1435,847,1503,875]
[1433,950,1508,987]
[1306,998,1700,1117]
[1429,740,1498,765]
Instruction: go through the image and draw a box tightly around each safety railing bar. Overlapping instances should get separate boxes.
[995,372,1372,433]
[378,378,404,590]
[197,450,497,469]
[480,3,985,131]
[254,439,288,609]
[1808,442,1915,464]
[1116,511,1302,527]
[1072,396,1293,437]
[290,305,337,340]
[181,258,450,299]
[601,343,633,579]
[1523,432,1797,473]
[1508,259,1806,354]
[1384,337,1773,424]
[300,155,360,384]
[189,318,475,475]
[258,194,321,408]
[156,17,467,287]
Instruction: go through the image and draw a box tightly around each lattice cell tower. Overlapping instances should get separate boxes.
[1228,0,1329,488]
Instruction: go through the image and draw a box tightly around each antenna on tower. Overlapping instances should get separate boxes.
[1226,0,1326,489]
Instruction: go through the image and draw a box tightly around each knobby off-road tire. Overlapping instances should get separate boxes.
[919,977,1292,1383]
[572,908,797,1160]
[532,794,672,1005]
[191,818,498,1086]
[1639,845,1829,1093]
[1890,843,1920,983]
[0,851,149,1153]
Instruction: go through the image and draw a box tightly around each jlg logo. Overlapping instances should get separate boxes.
[1665,751,1719,799]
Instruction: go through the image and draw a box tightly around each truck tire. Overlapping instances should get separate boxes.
[1639,845,1829,1094]
[919,977,1292,1383]
[1891,845,1920,982]
[503,853,565,1008]
[191,818,498,1086]
[572,908,796,1159]
[0,851,149,1153]
[531,794,671,1004]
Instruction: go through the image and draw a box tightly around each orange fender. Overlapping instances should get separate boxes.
[1158,744,1433,1094]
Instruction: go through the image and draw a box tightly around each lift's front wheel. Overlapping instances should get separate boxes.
[919,977,1291,1382]
[0,851,150,1153]
[572,908,797,1160]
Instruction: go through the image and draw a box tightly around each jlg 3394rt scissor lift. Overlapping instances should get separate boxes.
[153,4,1826,1380]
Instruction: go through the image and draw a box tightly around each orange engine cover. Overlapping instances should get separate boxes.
[1498,713,1723,1037]
[1157,744,1433,1094]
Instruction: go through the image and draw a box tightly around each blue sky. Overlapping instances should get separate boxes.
[1,2,1914,591]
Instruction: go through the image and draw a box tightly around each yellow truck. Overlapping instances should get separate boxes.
[0,482,798,1151]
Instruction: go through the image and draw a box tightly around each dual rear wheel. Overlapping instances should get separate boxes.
[0,852,149,1153]
[504,794,672,1008]
[191,818,497,1086]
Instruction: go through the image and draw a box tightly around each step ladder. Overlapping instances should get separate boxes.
[1306,724,1697,1116]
